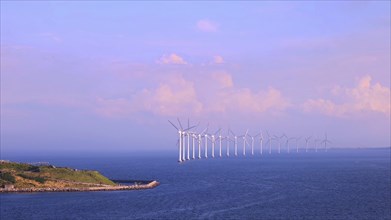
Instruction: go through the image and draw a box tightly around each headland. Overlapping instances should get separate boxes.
[0,160,159,193]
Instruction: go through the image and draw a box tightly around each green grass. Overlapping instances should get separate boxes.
[40,167,115,185]
[0,172,16,184]
[0,162,116,188]
[0,162,36,172]
[17,173,46,183]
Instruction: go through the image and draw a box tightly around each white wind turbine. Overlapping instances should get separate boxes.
[285,136,295,153]
[305,136,312,152]
[229,129,239,156]
[274,134,286,154]
[204,125,210,158]
[314,137,320,152]
[186,131,190,160]
[248,133,255,156]
[188,119,199,160]
[226,130,232,157]
[211,128,221,158]
[257,131,264,155]
[266,131,273,154]
[198,127,207,159]
[218,129,223,157]
[295,137,301,153]
[239,129,249,156]
[168,118,195,162]
[192,133,196,159]
[321,132,332,152]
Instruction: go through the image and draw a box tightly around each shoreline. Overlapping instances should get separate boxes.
[0,180,159,193]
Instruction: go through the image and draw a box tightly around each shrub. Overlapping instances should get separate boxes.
[0,172,16,183]
[28,166,40,172]
[17,174,46,183]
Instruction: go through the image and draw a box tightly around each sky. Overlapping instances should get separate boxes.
[1,1,390,156]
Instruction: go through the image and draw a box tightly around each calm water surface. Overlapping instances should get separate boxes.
[1,149,390,219]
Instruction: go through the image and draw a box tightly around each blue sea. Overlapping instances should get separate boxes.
[1,149,390,220]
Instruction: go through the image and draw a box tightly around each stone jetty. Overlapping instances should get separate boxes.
[0,180,159,193]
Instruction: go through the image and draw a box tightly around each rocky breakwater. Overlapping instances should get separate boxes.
[0,181,160,193]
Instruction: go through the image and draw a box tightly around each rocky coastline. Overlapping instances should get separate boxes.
[0,180,160,193]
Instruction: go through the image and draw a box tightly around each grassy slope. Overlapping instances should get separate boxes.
[0,162,116,188]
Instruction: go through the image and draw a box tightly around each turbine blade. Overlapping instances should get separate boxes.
[215,128,222,135]
[168,120,179,130]
[184,125,196,131]
[177,118,183,130]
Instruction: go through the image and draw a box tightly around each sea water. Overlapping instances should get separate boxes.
[1,149,390,219]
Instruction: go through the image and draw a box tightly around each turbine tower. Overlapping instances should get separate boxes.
[256,131,264,155]
[168,119,195,162]
[248,133,255,156]
[314,137,320,152]
[295,137,301,153]
[305,136,312,152]
[218,129,223,157]
[211,128,221,158]
[192,133,196,159]
[229,129,238,156]
[205,133,209,158]
[321,132,332,152]
[266,131,273,154]
[285,136,295,154]
[274,134,286,154]
[187,132,190,160]
[198,127,207,159]
[239,129,249,156]
[226,130,231,157]
[198,133,202,159]
[204,124,209,158]
[211,134,215,158]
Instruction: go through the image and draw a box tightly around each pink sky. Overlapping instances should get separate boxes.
[1,1,390,154]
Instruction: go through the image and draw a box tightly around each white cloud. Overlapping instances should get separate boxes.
[213,55,224,64]
[211,71,233,88]
[303,75,390,117]
[95,72,290,119]
[196,19,218,32]
[208,87,290,114]
[157,53,187,65]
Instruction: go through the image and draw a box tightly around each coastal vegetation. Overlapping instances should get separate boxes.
[0,160,116,189]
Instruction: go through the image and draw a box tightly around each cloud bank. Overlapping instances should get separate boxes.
[196,19,219,32]
[303,75,390,117]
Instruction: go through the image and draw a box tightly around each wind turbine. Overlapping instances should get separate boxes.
[257,131,264,155]
[198,127,207,159]
[295,137,301,153]
[239,129,249,156]
[229,129,238,156]
[192,133,196,159]
[198,133,202,159]
[185,119,198,160]
[321,133,332,152]
[204,125,209,158]
[248,133,255,156]
[314,137,320,152]
[305,136,312,152]
[266,131,273,154]
[218,129,223,157]
[168,118,195,162]
[226,130,231,157]
[186,131,190,160]
[285,136,295,153]
[274,134,286,154]
[211,128,221,158]
[188,120,200,160]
